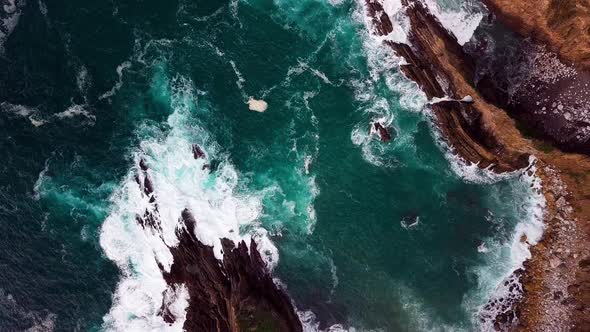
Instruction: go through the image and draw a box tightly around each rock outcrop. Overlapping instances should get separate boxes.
[162,209,303,332]
[134,158,303,332]
[373,122,392,142]
[365,0,590,330]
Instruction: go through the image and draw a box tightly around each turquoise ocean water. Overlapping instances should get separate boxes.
[0,0,544,331]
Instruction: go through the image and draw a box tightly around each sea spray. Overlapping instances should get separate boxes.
[470,163,545,331]
[100,73,279,330]
[422,0,485,46]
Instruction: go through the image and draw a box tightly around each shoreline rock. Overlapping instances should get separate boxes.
[134,158,303,332]
[364,0,590,330]
[372,122,392,142]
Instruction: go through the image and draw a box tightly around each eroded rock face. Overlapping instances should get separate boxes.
[482,0,590,71]
[134,158,303,332]
[365,0,531,173]
[161,210,303,332]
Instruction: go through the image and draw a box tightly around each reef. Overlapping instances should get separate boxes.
[365,0,590,330]
[134,158,303,332]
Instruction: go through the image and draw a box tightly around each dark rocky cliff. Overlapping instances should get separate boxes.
[135,157,303,332]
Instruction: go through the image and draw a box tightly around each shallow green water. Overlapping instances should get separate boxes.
[0,0,543,331]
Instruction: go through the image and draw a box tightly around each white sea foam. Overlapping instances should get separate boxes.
[229,0,241,27]
[477,242,489,253]
[1,101,36,117]
[190,6,224,22]
[100,75,279,331]
[1,101,96,126]
[33,160,50,200]
[100,61,132,100]
[328,258,339,300]
[400,216,420,229]
[328,0,344,6]
[229,59,248,100]
[302,91,321,229]
[298,310,353,332]
[260,59,336,99]
[0,102,47,127]
[465,162,546,331]
[76,65,91,97]
[0,102,37,117]
[422,0,483,46]
[29,116,46,127]
[55,104,96,122]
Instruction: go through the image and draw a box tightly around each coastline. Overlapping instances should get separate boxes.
[364,0,590,330]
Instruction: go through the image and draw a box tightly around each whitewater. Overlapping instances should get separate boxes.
[0,0,547,331]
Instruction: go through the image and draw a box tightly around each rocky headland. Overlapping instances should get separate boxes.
[134,156,303,332]
[365,0,590,330]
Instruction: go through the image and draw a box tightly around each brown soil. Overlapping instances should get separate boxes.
[482,0,590,71]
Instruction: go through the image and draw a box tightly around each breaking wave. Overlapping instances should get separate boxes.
[99,74,278,331]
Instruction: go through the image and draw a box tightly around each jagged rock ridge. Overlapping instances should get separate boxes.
[134,157,303,332]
